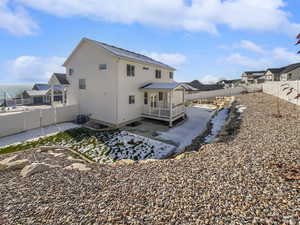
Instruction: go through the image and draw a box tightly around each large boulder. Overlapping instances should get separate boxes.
[65,163,91,171]
[20,163,57,178]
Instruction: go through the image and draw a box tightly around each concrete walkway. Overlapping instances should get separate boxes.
[0,123,80,148]
[157,106,215,153]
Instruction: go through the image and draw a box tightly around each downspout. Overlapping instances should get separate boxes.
[115,58,120,127]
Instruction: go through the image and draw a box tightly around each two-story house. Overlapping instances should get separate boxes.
[62,38,186,127]
[241,71,265,84]
[280,63,300,81]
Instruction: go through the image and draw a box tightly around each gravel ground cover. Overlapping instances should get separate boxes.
[0,93,300,224]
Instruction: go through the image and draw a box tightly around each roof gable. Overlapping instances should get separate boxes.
[63,38,175,70]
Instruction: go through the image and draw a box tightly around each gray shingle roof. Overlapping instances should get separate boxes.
[281,63,300,74]
[267,67,286,74]
[53,73,70,85]
[33,83,50,91]
[141,82,182,90]
[25,90,48,97]
[244,71,265,76]
[84,38,175,70]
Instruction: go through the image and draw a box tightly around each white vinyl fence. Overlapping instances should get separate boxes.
[185,84,263,101]
[263,81,300,106]
[0,104,79,138]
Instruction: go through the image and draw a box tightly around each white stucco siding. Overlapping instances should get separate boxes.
[116,59,174,124]
[64,41,119,125]
[173,88,184,105]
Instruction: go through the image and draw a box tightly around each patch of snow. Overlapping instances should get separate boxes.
[157,106,215,153]
[237,105,247,113]
[205,109,229,143]
[192,104,218,111]
[0,123,80,148]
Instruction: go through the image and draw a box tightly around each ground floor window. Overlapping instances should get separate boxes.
[129,95,135,104]
[79,79,86,89]
[144,92,148,105]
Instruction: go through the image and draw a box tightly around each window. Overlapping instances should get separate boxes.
[79,79,86,90]
[155,70,162,79]
[159,92,163,101]
[127,64,135,76]
[143,67,149,70]
[69,68,74,76]
[288,73,292,80]
[169,72,174,79]
[99,64,107,70]
[144,92,148,105]
[129,95,135,104]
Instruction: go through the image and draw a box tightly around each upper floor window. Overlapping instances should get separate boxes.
[129,95,135,104]
[127,64,135,76]
[155,70,162,79]
[99,64,107,70]
[169,72,174,79]
[69,68,74,76]
[79,79,86,90]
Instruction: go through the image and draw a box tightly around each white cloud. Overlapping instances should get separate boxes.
[0,0,37,35]
[221,40,266,54]
[224,48,300,69]
[14,0,300,35]
[6,56,65,82]
[144,52,187,67]
[238,40,265,54]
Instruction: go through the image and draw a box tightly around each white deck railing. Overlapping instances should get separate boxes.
[142,104,185,119]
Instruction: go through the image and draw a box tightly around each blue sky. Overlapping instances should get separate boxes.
[0,0,300,85]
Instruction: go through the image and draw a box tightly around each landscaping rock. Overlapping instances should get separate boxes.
[139,159,160,164]
[175,151,197,159]
[65,163,91,171]
[47,151,65,157]
[20,163,55,178]
[0,159,29,172]
[111,159,135,166]
[0,155,18,165]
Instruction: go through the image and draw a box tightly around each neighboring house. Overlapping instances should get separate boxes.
[264,68,286,82]
[22,77,68,105]
[63,38,186,127]
[241,71,265,84]
[280,63,300,81]
[186,80,223,91]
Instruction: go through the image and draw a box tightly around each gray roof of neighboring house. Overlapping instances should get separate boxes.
[140,82,183,90]
[25,90,48,97]
[281,63,300,74]
[83,38,175,70]
[53,73,70,85]
[243,71,265,77]
[33,83,50,90]
[181,83,199,91]
[187,80,223,91]
[266,67,286,74]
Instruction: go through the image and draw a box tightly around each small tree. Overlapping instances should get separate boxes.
[297,33,300,54]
